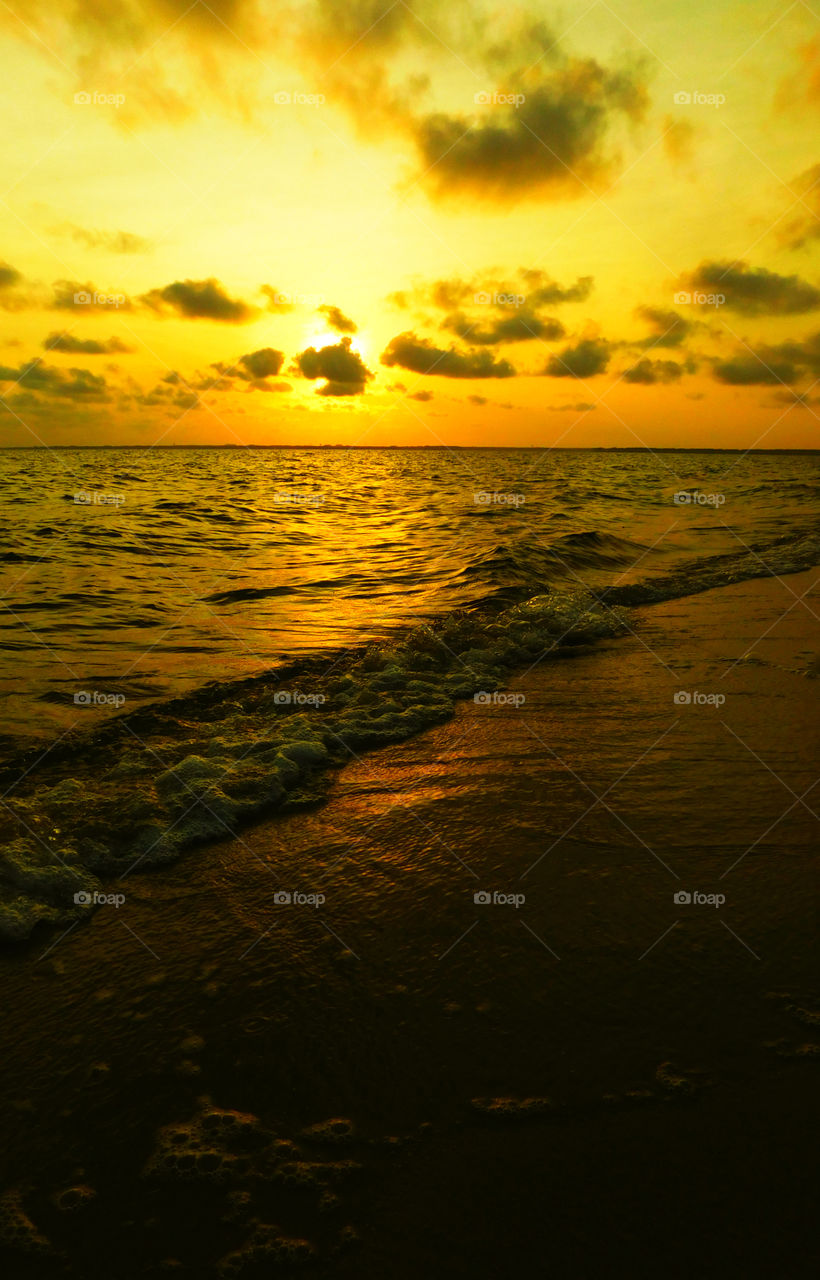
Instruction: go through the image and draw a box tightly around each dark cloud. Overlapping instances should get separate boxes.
[44,331,132,354]
[0,358,110,400]
[381,332,516,378]
[0,261,22,290]
[467,394,487,405]
[442,310,565,345]
[712,356,798,386]
[318,304,357,334]
[54,224,152,254]
[412,55,649,204]
[712,331,820,385]
[544,337,610,378]
[634,305,693,348]
[622,357,689,384]
[547,401,596,411]
[408,389,434,401]
[679,261,820,315]
[236,347,285,380]
[141,278,258,322]
[294,336,374,395]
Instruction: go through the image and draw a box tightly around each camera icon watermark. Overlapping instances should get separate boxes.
[74,691,126,708]
[474,91,526,108]
[673,890,725,908]
[272,690,326,706]
[74,91,125,108]
[274,91,325,106]
[673,690,725,707]
[72,290,126,308]
[473,291,526,307]
[74,890,125,907]
[273,889,325,907]
[474,890,526,907]
[473,491,526,506]
[673,90,725,107]
[474,691,525,708]
[272,490,325,506]
[74,491,125,506]
[673,490,725,506]
[673,290,724,308]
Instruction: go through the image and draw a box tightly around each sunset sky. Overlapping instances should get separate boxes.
[2,0,820,448]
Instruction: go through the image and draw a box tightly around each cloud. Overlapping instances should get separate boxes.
[53,224,152,254]
[318,304,357,334]
[294,336,374,395]
[778,162,820,251]
[0,358,110,400]
[43,331,132,354]
[712,356,798,386]
[0,261,22,290]
[442,310,565,345]
[518,270,594,306]
[679,260,820,315]
[622,357,688,384]
[547,401,596,411]
[236,347,285,379]
[411,53,649,204]
[141,278,259,322]
[408,389,434,401]
[544,337,610,377]
[467,394,487,405]
[712,332,820,385]
[634,305,693,348]
[381,332,516,378]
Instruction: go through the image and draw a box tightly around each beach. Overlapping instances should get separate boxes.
[1,566,818,1277]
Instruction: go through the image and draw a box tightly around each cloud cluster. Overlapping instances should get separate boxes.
[44,331,132,354]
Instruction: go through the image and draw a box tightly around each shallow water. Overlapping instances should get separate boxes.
[2,446,819,747]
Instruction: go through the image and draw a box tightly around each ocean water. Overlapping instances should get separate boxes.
[2,446,819,750]
[1,446,819,941]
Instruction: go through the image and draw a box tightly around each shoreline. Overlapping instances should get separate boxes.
[0,567,818,1275]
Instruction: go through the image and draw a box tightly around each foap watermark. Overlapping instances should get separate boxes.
[474,291,526,307]
[73,290,127,308]
[474,691,525,708]
[674,690,725,708]
[673,890,725,908]
[674,290,725,308]
[474,491,525,506]
[673,489,725,506]
[74,90,125,108]
[273,890,325,907]
[474,890,526,908]
[273,490,324,506]
[474,91,526,108]
[270,290,325,307]
[74,691,126,707]
[74,490,125,506]
[273,691,326,706]
[274,91,325,106]
[74,890,125,907]
[673,91,725,108]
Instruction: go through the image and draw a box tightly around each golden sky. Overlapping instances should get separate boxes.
[1,0,820,447]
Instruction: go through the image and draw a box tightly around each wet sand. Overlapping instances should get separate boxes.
[1,569,819,1277]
